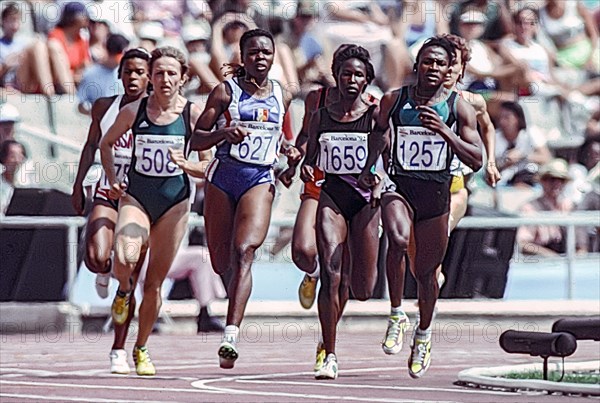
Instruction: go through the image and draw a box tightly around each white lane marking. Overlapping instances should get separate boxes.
[0,393,170,403]
[191,367,458,402]
[0,380,224,395]
[237,379,521,396]
[192,378,449,403]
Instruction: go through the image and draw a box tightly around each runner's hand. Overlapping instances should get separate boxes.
[300,164,315,183]
[71,183,85,215]
[168,147,188,170]
[224,123,248,144]
[279,166,296,188]
[108,182,127,200]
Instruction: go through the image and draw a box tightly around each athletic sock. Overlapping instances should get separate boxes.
[308,262,320,279]
[224,325,239,342]
[390,306,405,317]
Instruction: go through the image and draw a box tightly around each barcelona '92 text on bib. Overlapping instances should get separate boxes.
[99,131,133,189]
[134,134,184,176]
[318,132,368,174]
[229,121,281,166]
[395,126,447,171]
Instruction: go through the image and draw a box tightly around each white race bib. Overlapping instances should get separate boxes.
[318,132,368,174]
[134,134,184,176]
[229,121,281,166]
[395,126,447,171]
[99,131,133,190]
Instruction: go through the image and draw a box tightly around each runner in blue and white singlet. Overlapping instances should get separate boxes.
[204,75,285,202]
[190,29,293,371]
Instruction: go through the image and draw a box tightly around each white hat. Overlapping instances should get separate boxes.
[137,21,164,42]
[181,21,211,43]
[460,10,487,24]
[0,103,20,123]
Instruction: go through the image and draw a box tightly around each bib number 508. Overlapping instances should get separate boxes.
[141,148,178,174]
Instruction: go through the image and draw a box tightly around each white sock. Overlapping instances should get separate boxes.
[416,324,432,340]
[224,325,239,342]
[390,306,405,317]
[308,261,320,279]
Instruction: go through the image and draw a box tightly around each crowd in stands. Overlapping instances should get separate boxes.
[1,0,599,257]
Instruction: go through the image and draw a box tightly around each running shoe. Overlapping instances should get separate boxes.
[408,333,432,379]
[313,342,326,372]
[95,273,110,299]
[109,349,130,374]
[315,353,338,380]
[218,335,238,369]
[382,313,410,355]
[298,274,318,309]
[133,346,156,376]
[111,290,131,325]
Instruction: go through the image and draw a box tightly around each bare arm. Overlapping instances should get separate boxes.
[578,0,599,45]
[299,109,322,183]
[465,91,501,186]
[71,97,113,214]
[99,101,139,193]
[418,97,482,171]
[358,91,397,189]
[190,82,247,151]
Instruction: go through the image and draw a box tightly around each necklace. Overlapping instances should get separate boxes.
[244,76,268,91]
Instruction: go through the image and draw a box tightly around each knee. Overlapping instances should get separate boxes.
[352,286,373,301]
[142,280,162,300]
[414,269,436,285]
[233,243,258,267]
[114,236,143,271]
[291,241,316,269]
[388,232,409,254]
[84,245,111,274]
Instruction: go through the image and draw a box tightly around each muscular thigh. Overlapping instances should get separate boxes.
[204,182,235,270]
[316,191,348,252]
[233,183,274,250]
[114,195,151,264]
[85,202,118,259]
[292,197,318,249]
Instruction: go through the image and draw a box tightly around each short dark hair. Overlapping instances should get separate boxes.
[118,47,151,78]
[239,28,274,57]
[106,34,130,56]
[331,45,375,84]
[415,36,456,66]
[500,101,527,131]
[0,140,26,164]
[1,2,20,20]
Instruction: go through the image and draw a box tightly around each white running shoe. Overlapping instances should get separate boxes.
[315,353,338,380]
[218,335,239,369]
[110,349,130,374]
[95,273,110,299]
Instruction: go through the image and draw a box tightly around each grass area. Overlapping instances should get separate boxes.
[502,371,600,384]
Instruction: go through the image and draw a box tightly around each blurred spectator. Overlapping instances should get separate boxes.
[182,21,220,95]
[399,0,450,48]
[0,139,26,215]
[456,10,524,95]
[565,138,600,204]
[47,2,91,94]
[495,101,551,184]
[136,21,165,51]
[586,107,600,140]
[0,102,20,144]
[130,0,212,36]
[1,2,55,96]
[576,164,600,254]
[285,1,333,92]
[77,33,130,115]
[267,15,299,97]
[449,0,512,41]
[88,15,111,63]
[307,0,409,90]
[538,0,599,72]
[165,244,226,333]
[517,158,574,256]
[209,0,257,78]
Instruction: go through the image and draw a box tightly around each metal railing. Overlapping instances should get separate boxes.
[1,211,598,302]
